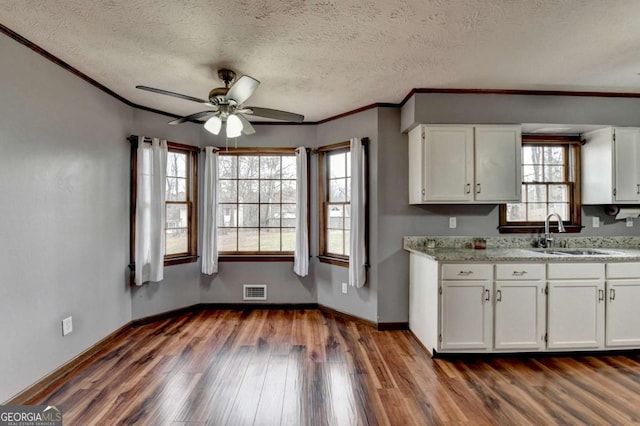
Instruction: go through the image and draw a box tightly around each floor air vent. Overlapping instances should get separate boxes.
[243,285,267,301]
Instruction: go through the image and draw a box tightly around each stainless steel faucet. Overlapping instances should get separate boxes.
[539,213,566,248]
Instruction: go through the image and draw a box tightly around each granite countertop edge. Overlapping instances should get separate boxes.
[404,246,640,263]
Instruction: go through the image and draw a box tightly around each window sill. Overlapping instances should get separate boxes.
[218,255,294,262]
[128,255,199,271]
[498,225,583,234]
[318,255,349,268]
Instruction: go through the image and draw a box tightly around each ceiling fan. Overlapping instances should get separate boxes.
[136,69,304,137]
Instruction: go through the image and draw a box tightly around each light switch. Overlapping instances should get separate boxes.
[592,217,600,228]
[449,217,457,228]
[627,217,634,227]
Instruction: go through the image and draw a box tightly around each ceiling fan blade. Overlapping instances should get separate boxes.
[226,75,260,105]
[246,107,304,123]
[236,114,256,135]
[136,85,210,105]
[168,110,217,125]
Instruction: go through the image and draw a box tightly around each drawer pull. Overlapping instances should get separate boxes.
[512,271,527,276]
[610,288,616,301]
[484,288,490,302]
[598,289,604,302]
[458,270,473,276]
[496,289,502,302]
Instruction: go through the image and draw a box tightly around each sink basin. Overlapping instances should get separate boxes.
[527,248,621,256]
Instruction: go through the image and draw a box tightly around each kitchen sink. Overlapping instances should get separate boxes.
[526,248,621,256]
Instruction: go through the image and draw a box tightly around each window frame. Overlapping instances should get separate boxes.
[318,140,369,268]
[499,135,582,234]
[216,147,306,262]
[129,138,199,268]
[164,142,199,263]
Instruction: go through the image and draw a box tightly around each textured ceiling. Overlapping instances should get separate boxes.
[1,0,640,122]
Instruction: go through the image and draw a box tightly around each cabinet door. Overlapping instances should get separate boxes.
[613,128,640,203]
[547,280,604,349]
[494,281,545,350]
[440,281,492,350]
[474,126,522,202]
[606,280,640,347]
[423,126,474,202]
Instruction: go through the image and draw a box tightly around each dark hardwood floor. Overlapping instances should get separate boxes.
[31,308,640,425]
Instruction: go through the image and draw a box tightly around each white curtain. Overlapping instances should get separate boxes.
[294,147,309,276]
[134,136,167,286]
[202,147,219,275]
[349,137,367,288]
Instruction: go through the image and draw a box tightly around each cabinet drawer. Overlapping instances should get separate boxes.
[495,264,545,280]
[442,264,492,280]
[606,262,640,279]
[547,263,604,280]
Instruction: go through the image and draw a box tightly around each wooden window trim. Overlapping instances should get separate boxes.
[217,148,309,260]
[318,139,369,268]
[499,136,582,234]
[129,137,199,270]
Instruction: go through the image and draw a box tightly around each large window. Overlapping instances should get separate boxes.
[500,136,582,233]
[218,149,298,256]
[318,140,368,267]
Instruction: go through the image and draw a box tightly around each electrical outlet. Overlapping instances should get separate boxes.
[342,282,348,294]
[449,217,457,228]
[592,217,600,228]
[627,217,634,227]
[62,316,73,336]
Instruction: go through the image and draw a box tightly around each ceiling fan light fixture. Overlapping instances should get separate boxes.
[226,114,243,138]
[204,115,222,135]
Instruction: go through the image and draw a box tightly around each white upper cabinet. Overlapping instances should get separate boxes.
[408,124,521,204]
[582,127,640,204]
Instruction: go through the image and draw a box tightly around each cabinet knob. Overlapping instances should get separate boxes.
[512,271,527,276]
[484,288,490,302]
[496,289,502,302]
[610,288,616,301]
[465,183,471,194]
[476,183,481,194]
[598,289,604,302]
[458,270,473,276]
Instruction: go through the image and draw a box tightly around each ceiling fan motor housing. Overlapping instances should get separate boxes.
[208,69,236,105]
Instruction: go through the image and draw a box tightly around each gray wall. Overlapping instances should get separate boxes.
[0,35,132,402]
[401,93,640,132]
[315,108,379,323]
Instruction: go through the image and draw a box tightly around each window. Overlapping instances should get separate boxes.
[129,139,199,267]
[217,149,298,257]
[164,144,198,261]
[499,136,582,233]
[318,140,368,267]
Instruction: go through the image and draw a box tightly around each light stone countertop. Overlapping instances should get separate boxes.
[404,246,640,263]
[403,236,640,263]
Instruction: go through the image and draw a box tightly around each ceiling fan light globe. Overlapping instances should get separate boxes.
[226,114,243,138]
[204,115,222,135]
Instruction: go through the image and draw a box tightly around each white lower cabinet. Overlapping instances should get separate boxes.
[605,263,640,347]
[546,263,605,350]
[494,264,546,351]
[440,264,492,351]
[409,255,640,355]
